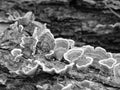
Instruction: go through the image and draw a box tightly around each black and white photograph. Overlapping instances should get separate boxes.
[0,0,120,90]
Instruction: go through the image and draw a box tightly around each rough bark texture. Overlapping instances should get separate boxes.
[0,0,120,53]
[0,0,120,90]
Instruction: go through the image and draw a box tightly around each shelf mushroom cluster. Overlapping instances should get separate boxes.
[0,11,120,86]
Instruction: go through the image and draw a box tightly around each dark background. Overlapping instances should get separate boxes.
[0,0,120,53]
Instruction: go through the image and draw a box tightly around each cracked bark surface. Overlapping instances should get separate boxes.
[0,0,120,90]
[1,0,120,53]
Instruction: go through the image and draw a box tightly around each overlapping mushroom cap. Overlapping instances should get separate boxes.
[0,11,120,87]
